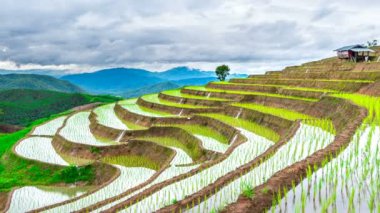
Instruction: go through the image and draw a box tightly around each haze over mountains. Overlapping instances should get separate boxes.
[61,67,247,97]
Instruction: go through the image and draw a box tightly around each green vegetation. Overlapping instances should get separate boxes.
[215,64,230,81]
[241,181,254,198]
[161,89,229,101]
[185,86,318,102]
[0,112,95,192]
[331,93,380,124]
[156,124,229,144]
[102,155,160,170]
[137,136,203,160]
[0,89,121,126]
[241,78,374,83]
[141,94,210,109]
[233,103,313,121]
[59,165,94,184]
[199,113,280,142]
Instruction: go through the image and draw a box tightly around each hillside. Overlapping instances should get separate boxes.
[2,57,379,212]
[0,89,120,127]
[0,74,83,93]
[61,67,247,97]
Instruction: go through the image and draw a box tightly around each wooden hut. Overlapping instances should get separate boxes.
[334,44,375,62]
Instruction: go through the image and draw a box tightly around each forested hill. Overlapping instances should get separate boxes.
[0,74,83,93]
[0,89,120,127]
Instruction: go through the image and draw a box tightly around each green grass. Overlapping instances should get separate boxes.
[155,124,229,144]
[102,155,160,170]
[232,103,314,121]
[0,112,95,192]
[141,94,210,109]
[161,89,229,101]
[137,136,203,160]
[184,86,318,102]
[199,113,280,142]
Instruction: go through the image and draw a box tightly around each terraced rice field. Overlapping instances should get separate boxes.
[4,69,380,213]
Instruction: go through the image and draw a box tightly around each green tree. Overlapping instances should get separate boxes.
[215,65,230,81]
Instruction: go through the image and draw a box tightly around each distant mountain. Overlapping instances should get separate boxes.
[61,68,164,94]
[0,89,120,127]
[0,69,65,77]
[61,67,247,97]
[122,82,180,98]
[156,67,213,80]
[0,74,83,93]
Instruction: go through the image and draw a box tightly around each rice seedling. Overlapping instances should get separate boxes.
[136,136,201,161]
[93,103,128,130]
[31,116,67,136]
[118,128,273,212]
[273,123,380,212]
[45,165,156,212]
[232,103,314,121]
[184,86,318,102]
[141,94,210,109]
[119,99,174,117]
[199,113,280,142]
[15,137,69,166]
[161,89,229,101]
[186,123,334,212]
[102,155,161,171]
[59,112,118,146]
[7,186,89,212]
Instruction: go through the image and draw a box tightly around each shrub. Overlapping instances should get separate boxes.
[58,165,94,184]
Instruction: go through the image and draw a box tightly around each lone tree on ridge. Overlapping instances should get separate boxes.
[215,64,230,81]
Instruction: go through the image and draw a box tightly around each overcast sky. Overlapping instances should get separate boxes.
[0,0,379,74]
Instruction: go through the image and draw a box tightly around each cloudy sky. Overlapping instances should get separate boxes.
[0,0,379,74]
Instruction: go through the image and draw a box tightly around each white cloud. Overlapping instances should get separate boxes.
[0,0,378,74]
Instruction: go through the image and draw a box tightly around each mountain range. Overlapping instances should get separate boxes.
[61,66,247,97]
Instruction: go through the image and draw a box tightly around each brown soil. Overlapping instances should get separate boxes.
[0,192,10,212]
[89,111,123,140]
[71,102,102,112]
[358,80,380,96]
[156,122,300,213]
[52,135,174,169]
[222,101,367,213]
[181,88,245,101]
[0,124,23,133]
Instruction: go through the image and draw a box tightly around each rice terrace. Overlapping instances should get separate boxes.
[0,1,380,213]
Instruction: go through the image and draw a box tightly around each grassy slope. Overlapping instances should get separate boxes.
[0,92,121,192]
[0,89,121,127]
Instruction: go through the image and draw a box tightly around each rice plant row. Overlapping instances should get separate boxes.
[162,89,230,101]
[186,123,335,212]
[119,99,174,117]
[59,112,118,146]
[31,116,67,136]
[44,165,156,212]
[93,103,128,130]
[15,137,69,166]
[117,128,273,212]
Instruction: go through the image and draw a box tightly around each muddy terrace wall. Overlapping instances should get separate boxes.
[206,83,324,99]
[114,103,238,142]
[158,92,231,107]
[89,111,123,141]
[229,78,370,92]
[223,98,367,213]
[121,126,217,162]
[278,71,380,81]
[137,98,220,116]
[223,106,293,136]
[52,135,174,169]
[359,80,380,96]
[180,88,245,101]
